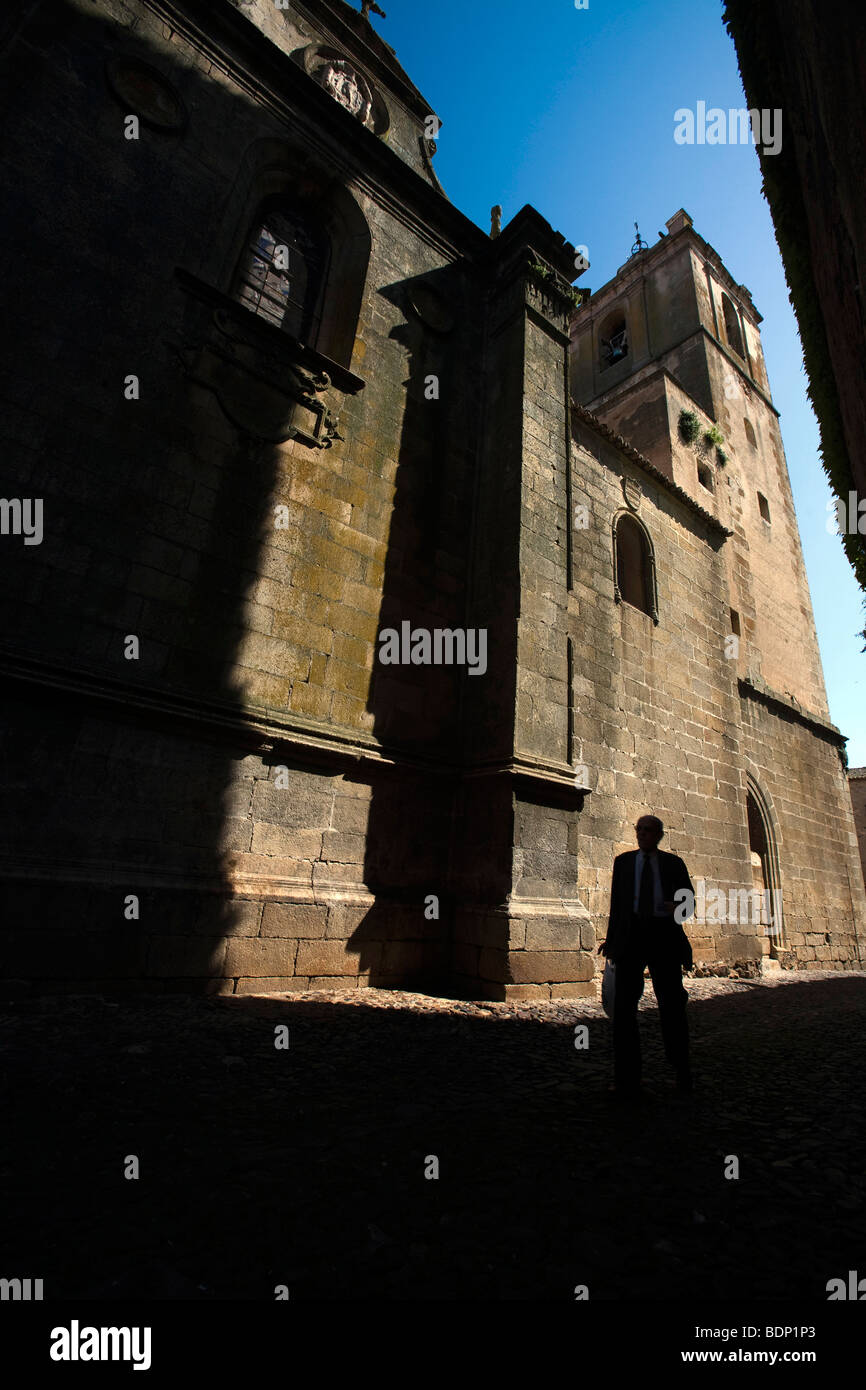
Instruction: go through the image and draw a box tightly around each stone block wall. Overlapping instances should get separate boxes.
[739,695,865,969]
[0,685,455,994]
[571,215,832,722]
[450,216,592,1001]
[568,416,759,972]
[0,0,486,994]
[567,409,866,974]
[702,341,830,721]
[2,0,862,999]
[849,770,866,893]
[0,0,600,1001]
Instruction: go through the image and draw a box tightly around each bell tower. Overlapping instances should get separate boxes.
[569,208,830,719]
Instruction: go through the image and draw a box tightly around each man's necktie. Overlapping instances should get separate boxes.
[638,855,655,917]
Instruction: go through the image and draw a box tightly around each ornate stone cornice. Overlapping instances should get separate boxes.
[485,243,577,345]
[0,646,595,810]
[0,644,447,777]
[462,754,591,805]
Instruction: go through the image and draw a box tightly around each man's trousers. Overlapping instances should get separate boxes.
[612,922,690,1089]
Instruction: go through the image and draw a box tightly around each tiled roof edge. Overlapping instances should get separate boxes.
[571,402,733,537]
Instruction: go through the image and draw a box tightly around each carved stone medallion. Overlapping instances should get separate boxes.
[298,45,390,134]
[315,59,372,125]
[105,56,187,132]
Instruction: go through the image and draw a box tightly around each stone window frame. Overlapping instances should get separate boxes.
[612,509,658,623]
[212,138,372,372]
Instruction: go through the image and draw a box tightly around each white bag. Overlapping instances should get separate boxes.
[601,959,616,1018]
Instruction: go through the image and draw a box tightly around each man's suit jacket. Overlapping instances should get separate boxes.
[602,849,694,968]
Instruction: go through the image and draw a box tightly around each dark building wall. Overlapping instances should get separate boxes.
[722,0,866,598]
[1,0,862,998]
[0,0,595,998]
[0,0,486,993]
[450,213,592,1000]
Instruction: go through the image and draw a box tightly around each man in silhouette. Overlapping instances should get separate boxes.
[598,814,695,1097]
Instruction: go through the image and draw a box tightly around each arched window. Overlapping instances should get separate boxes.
[613,512,657,620]
[722,292,744,358]
[232,203,328,343]
[599,310,628,370]
[217,141,373,369]
[743,417,757,448]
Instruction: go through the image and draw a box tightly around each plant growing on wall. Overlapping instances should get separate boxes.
[529,260,583,307]
[678,409,701,444]
[703,424,725,448]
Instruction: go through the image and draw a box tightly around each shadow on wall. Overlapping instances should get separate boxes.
[0,1,481,997]
[345,265,481,994]
[0,1,302,990]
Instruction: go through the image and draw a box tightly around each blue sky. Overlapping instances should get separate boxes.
[370,0,866,763]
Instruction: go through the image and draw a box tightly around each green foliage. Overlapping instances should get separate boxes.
[529,260,583,307]
[678,409,701,445]
[704,424,724,448]
[723,0,866,611]
[716,446,728,466]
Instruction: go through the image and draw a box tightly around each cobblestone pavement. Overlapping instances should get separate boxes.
[3,970,865,1300]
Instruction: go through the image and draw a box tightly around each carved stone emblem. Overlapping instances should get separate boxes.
[315,60,372,125]
[623,476,642,511]
[177,308,343,448]
[299,45,389,133]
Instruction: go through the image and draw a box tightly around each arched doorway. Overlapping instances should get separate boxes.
[746,779,784,952]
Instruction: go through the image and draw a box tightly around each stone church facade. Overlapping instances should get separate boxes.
[1,0,863,997]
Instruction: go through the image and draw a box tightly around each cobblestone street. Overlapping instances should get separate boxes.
[3,970,865,1301]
